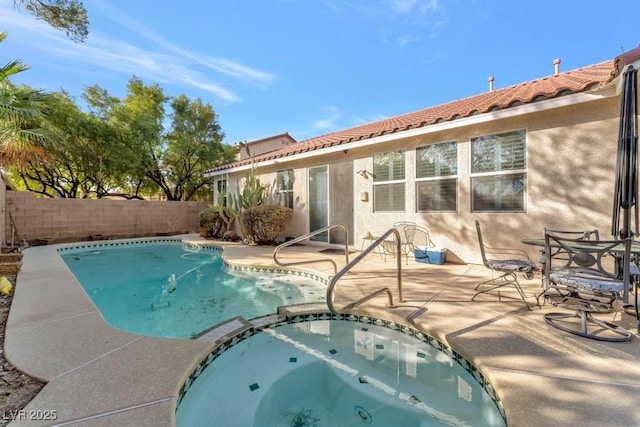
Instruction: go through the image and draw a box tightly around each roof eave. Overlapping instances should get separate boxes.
[204,87,616,178]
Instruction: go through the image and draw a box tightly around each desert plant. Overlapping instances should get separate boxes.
[240,205,292,245]
[210,203,236,236]
[231,145,271,242]
[197,207,223,237]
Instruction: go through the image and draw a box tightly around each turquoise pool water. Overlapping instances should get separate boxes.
[59,242,326,338]
[177,317,506,426]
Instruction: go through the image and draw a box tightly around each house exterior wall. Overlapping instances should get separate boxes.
[237,134,294,160]
[4,192,208,244]
[218,95,622,264]
[353,96,620,264]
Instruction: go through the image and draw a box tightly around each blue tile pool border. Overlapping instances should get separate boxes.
[176,311,507,424]
[55,238,223,254]
[55,238,329,286]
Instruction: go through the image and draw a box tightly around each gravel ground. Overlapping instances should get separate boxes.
[0,277,45,427]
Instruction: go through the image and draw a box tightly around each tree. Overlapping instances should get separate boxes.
[9,76,237,200]
[105,78,235,201]
[11,91,129,198]
[150,95,235,201]
[113,77,167,198]
[0,31,54,168]
[12,0,89,42]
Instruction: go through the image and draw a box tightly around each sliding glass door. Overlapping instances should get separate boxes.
[308,166,329,242]
[308,162,354,244]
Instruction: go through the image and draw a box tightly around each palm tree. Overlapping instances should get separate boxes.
[0,31,54,168]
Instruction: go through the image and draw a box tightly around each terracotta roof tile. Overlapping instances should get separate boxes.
[209,59,616,173]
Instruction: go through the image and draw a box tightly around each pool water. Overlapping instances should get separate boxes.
[176,318,506,426]
[59,242,326,338]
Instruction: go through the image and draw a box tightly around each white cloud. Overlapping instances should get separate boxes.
[388,0,440,15]
[313,107,342,130]
[352,113,389,125]
[93,1,275,85]
[316,0,445,47]
[0,4,272,102]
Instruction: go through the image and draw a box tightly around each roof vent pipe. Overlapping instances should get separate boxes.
[488,76,494,92]
[553,58,561,76]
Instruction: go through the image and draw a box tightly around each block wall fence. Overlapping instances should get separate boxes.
[3,190,209,245]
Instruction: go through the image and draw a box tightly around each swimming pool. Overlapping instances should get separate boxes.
[177,313,507,426]
[58,240,327,338]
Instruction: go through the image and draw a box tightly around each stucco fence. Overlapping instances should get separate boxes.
[3,190,209,247]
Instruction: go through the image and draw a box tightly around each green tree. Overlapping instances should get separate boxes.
[101,78,235,201]
[84,79,164,199]
[0,32,54,168]
[113,77,167,198]
[12,91,89,197]
[10,91,133,198]
[12,0,89,42]
[10,76,236,200]
[153,95,235,201]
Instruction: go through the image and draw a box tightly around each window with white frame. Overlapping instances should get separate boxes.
[373,150,405,212]
[416,141,458,212]
[471,129,526,212]
[276,169,294,209]
[216,179,227,206]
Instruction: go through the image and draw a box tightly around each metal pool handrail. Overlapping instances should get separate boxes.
[327,228,404,314]
[273,223,350,274]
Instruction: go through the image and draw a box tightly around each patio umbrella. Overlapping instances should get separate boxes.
[612,65,638,240]
[611,64,639,328]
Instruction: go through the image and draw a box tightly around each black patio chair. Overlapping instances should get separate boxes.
[542,229,632,342]
[536,228,600,305]
[473,220,537,310]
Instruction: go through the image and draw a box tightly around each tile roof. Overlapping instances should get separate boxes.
[208,58,617,173]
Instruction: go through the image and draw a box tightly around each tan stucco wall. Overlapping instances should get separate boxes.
[238,134,294,160]
[215,168,309,241]
[349,97,622,264]
[5,191,208,244]
[217,94,625,264]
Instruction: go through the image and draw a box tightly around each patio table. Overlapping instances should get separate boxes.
[521,238,640,304]
[360,235,394,261]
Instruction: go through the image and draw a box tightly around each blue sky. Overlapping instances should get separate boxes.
[1,1,639,145]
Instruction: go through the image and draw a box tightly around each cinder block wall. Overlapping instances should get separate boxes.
[5,191,209,244]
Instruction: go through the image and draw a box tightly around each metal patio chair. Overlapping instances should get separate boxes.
[541,229,632,342]
[536,228,600,305]
[393,222,435,264]
[473,220,537,310]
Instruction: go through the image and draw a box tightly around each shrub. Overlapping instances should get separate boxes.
[239,205,293,245]
[198,208,224,237]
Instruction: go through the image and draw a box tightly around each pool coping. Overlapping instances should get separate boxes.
[5,234,640,426]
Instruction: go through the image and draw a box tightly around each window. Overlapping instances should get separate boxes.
[416,141,457,212]
[373,150,405,212]
[471,129,526,212]
[216,179,227,206]
[276,169,294,209]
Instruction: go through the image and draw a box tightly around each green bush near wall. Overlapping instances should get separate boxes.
[198,208,224,237]
[240,205,293,245]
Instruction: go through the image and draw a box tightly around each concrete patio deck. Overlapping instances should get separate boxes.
[4,235,640,426]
